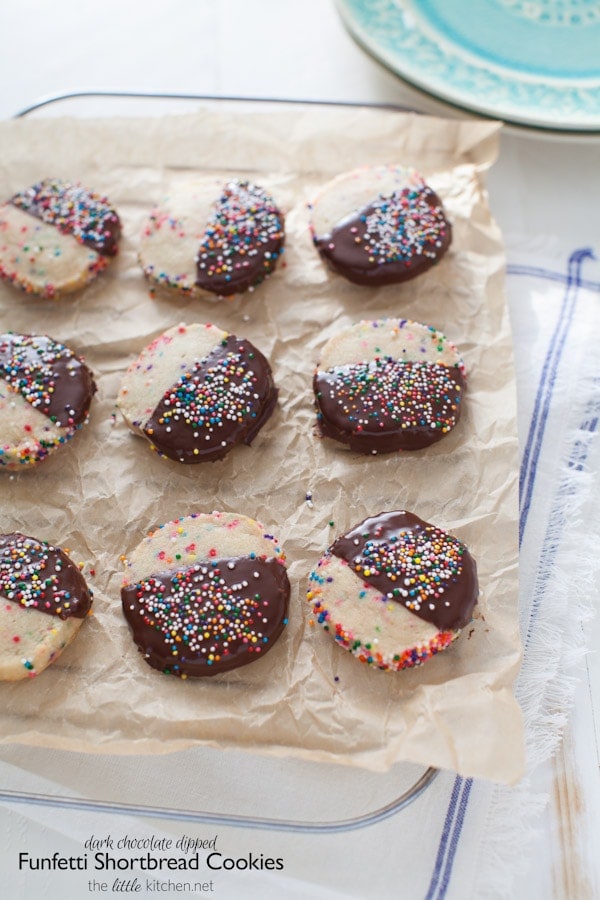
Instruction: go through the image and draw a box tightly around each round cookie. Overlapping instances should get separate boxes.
[309,164,451,286]
[117,322,278,464]
[0,332,96,469]
[0,532,93,681]
[313,317,465,454]
[307,511,478,671]
[139,179,285,298]
[121,511,290,678]
[0,178,121,298]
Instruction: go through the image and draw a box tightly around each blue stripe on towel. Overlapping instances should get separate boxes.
[519,249,594,543]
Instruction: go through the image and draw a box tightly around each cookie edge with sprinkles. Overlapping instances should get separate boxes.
[307,510,478,672]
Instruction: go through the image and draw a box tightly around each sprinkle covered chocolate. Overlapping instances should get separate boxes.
[315,358,464,452]
[11,178,121,256]
[122,554,290,677]
[0,332,96,428]
[195,180,284,295]
[331,511,478,631]
[0,532,93,620]
[144,334,278,463]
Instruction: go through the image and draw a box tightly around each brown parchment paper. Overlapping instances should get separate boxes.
[0,105,524,784]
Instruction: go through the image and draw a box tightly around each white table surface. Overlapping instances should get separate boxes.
[0,2,599,898]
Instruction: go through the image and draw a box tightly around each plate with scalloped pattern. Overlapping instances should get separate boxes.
[337,0,600,131]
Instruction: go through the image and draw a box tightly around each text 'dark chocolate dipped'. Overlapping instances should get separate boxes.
[117,322,278,464]
[313,318,465,455]
[310,165,451,286]
[308,511,478,671]
[121,512,290,678]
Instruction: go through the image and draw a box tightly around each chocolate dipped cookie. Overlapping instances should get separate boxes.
[308,511,478,671]
[0,532,93,680]
[313,318,465,454]
[121,512,290,678]
[117,322,278,464]
[309,164,451,286]
[0,332,96,469]
[139,179,285,298]
[0,178,121,298]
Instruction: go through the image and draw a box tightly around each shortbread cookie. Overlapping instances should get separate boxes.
[313,318,465,454]
[139,179,285,298]
[117,322,278,464]
[0,178,121,298]
[0,532,93,680]
[308,511,478,671]
[309,165,451,286]
[0,332,96,469]
[121,511,290,677]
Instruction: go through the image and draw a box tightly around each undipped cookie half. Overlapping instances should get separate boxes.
[313,318,465,454]
[0,532,93,680]
[117,322,278,464]
[0,178,121,298]
[121,512,290,677]
[308,511,478,671]
[309,164,451,286]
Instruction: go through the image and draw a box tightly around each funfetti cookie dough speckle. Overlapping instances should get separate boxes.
[139,179,285,299]
[309,164,451,286]
[0,332,96,469]
[121,511,290,678]
[0,532,93,681]
[0,178,121,298]
[117,322,278,464]
[308,510,478,672]
[313,318,465,454]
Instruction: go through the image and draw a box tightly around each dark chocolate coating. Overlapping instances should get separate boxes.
[314,358,464,454]
[11,178,121,256]
[144,334,278,464]
[0,333,96,427]
[122,555,290,677]
[331,511,478,630]
[0,532,93,619]
[313,184,451,286]
[195,181,284,296]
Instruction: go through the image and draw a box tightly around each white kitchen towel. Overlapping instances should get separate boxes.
[434,240,600,899]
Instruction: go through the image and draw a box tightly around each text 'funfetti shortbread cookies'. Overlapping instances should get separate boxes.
[308,511,478,672]
[0,178,121,298]
[121,512,290,678]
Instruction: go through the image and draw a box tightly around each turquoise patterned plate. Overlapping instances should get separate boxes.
[337,0,600,131]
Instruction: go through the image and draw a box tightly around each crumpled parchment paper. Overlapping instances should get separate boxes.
[0,105,523,784]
